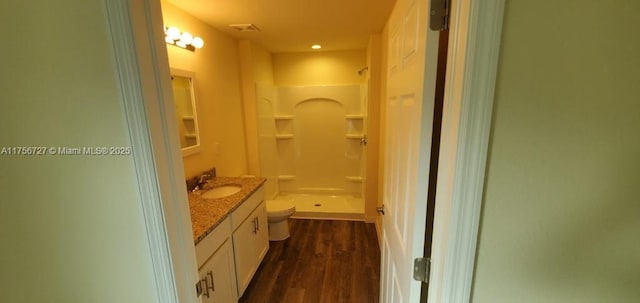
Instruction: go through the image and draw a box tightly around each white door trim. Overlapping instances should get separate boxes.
[104,0,198,302]
[428,0,505,302]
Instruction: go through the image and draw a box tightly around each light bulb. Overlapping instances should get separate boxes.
[311,44,322,50]
[180,32,193,45]
[166,27,181,40]
[176,40,187,48]
[192,37,204,49]
[165,36,175,44]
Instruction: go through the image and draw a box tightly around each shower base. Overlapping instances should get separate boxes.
[275,192,364,221]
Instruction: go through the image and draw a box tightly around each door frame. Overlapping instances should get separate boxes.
[107,0,507,302]
[105,0,199,302]
[426,0,505,302]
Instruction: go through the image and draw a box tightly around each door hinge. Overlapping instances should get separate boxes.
[413,257,431,283]
[429,0,450,31]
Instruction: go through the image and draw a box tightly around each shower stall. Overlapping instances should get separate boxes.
[256,84,368,220]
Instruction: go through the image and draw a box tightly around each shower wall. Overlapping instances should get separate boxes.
[255,84,279,199]
[249,48,378,219]
[274,85,365,195]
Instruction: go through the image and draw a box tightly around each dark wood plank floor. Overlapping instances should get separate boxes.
[239,219,381,303]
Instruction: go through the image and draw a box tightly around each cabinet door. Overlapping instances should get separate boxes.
[233,200,271,297]
[232,209,258,296]
[254,201,269,262]
[199,239,237,303]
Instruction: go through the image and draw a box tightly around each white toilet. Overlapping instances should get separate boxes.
[266,200,296,241]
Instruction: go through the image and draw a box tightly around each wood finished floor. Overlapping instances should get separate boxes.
[239,219,380,303]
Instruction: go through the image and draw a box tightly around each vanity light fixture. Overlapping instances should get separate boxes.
[164,26,204,51]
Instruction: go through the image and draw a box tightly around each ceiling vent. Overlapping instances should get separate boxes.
[228,24,261,32]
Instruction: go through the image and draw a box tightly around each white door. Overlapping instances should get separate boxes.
[380,0,440,302]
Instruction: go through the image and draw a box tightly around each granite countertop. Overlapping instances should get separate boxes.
[188,176,266,245]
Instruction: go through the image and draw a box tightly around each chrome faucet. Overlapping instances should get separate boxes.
[192,173,211,192]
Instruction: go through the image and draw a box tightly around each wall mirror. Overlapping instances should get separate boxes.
[170,68,201,157]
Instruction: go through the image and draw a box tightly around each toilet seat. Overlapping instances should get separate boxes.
[266,200,295,216]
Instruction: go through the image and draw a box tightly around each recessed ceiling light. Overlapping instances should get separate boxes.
[311,44,322,50]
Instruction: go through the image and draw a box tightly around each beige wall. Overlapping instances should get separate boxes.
[238,41,280,198]
[251,44,275,85]
[0,1,159,301]
[273,50,367,86]
[239,41,275,176]
[472,1,640,302]
[162,3,248,178]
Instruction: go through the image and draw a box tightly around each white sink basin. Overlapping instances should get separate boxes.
[201,185,242,199]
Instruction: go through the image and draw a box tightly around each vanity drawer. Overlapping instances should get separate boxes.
[195,216,231,268]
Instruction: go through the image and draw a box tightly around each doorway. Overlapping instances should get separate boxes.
[114,0,506,302]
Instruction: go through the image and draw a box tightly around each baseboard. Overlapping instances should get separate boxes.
[364,215,377,223]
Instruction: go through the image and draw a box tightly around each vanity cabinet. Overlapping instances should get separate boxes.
[193,185,268,302]
[230,187,269,297]
[195,217,237,303]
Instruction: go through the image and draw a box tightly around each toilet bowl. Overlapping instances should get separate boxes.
[266,200,296,241]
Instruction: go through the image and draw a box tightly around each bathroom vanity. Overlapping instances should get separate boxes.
[189,177,268,302]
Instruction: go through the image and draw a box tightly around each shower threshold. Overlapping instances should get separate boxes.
[276,192,365,221]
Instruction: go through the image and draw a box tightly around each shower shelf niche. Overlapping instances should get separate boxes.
[345,114,364,119]
[345,134,365,139]
[274,115,294,136]
[345,176,364,182]
[275,134,294,139]
[274,115,294,120]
